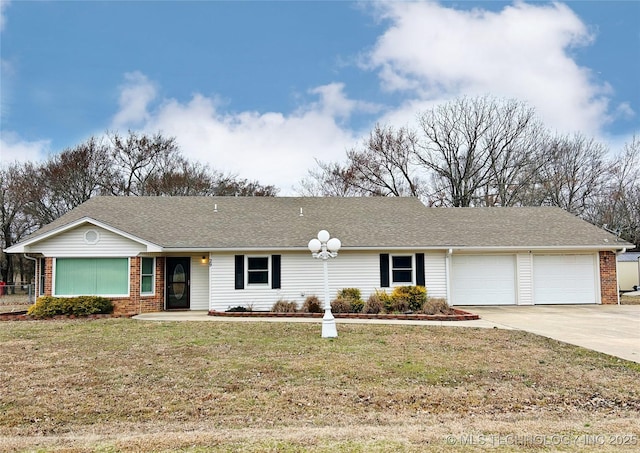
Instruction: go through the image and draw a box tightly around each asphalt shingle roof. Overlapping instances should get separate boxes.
[23,196,627,250]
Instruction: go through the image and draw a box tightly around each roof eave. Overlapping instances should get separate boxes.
[4,217,163,254]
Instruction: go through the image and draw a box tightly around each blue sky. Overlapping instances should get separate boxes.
[1,0,638,193]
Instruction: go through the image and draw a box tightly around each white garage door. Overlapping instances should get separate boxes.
[533,255,597,304]
[452,255,516,305]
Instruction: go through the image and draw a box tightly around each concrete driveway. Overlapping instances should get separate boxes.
[460,305,640,363]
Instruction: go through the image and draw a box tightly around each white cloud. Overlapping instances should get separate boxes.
[111,71,157,129]
[0,132,50,164]
[112,76,362,194]
[365,1,611,134]
[0,0,9,32]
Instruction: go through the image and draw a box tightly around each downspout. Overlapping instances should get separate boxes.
[445,248,453,305]
[615,248,627,305]
[23,254,38,303]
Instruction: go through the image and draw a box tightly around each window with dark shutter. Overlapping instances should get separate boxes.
[234,255,244,289]
[380,254,390,287]
[271,255,281,289]
[392,256,413,283]
[416,253,425,287]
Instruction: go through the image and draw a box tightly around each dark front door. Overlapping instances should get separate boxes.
[166,257,190,309]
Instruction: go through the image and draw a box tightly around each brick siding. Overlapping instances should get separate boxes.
[111,257,165,316]
[599,251,618,305]
[40,256,165,316]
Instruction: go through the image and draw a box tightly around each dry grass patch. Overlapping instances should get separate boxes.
[1,319,639,452]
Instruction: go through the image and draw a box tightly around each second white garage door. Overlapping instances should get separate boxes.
[452,255,516,305]
[533,255,597,304]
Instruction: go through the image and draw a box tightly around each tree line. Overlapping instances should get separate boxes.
[299,96,639,248]
[2,96,638,285]
[0,131,277,284]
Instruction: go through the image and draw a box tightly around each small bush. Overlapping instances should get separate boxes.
[28,296,113,319]
[226,306,249,312]
[391,286,427,312]
[363,292,384,314]
[422,297,451,315]
[271,299,298,313]
[330,297,352,313]
[301,295,323,313]
[336,288,364,313]
[386,296,410,313]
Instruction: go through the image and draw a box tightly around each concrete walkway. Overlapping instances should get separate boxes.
[134,305,640,363]
[459,305,640,364]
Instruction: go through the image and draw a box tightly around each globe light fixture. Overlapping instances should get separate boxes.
[308,230,341,338]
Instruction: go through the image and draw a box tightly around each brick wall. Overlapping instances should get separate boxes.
[599,251,618,305]
[44,257,53,296]
[40,256,165,316]
[111,257,165,316]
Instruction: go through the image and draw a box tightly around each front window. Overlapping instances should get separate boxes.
[54,258,129,296]
[247,257,269,284]
[141,257,155,295]
[392,255,413,283]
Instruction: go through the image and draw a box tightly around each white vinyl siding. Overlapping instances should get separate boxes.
[451,255,516,305]
[533,254,598,304]
[190,256,210,310]
[424,252,447,299]
[516,253,534,305]
[35,225,146,257]
[210,251,385,312]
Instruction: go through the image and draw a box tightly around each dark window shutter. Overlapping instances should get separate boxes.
[380,254,390,287]
[416,253,425,287]
[234,255,244,290]
[271,255,281,289]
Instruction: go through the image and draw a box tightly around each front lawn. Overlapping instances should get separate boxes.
[1,319,638,452]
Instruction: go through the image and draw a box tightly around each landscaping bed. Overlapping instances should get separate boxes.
[209,307,479,321]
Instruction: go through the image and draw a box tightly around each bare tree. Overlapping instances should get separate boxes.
[534,133,607,216]
[0,164,38,284]
[214,174,278,196]
[297,125,423,197]
[297,160,369,196]
[109,131,181,196]
[415,96,545,207]
[144,155,218,196]
[586,135,640,246]
[345,124,423,197]
[25,137,114,225]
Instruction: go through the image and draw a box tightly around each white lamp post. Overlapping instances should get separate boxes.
[308,230,341,338]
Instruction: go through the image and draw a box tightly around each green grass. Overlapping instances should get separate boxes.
[0,319,639,452]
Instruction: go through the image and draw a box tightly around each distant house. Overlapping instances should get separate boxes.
[618,252,640,292]
[4,196,631,316]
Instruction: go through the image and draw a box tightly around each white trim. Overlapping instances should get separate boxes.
[52,257,131,297]
[390,254,415,285]
[5,217,162,253]
[140,257,156,296]
[246,255,270,287]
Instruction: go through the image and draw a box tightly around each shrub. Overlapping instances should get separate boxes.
[330,297,352,313]
[386,296,410,313]
[336,288,364,313]
[27,296,113,319]
[422,297,451,315]
[301,295,323,313]
[363,291,385,314]
[226,306,249,312]
[271,299,298,313]
[391,286,427,312]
